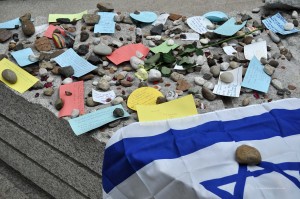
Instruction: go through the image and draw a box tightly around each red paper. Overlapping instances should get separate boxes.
[107,43,150,65]
[44,25,66,38]
[59,81,84,118]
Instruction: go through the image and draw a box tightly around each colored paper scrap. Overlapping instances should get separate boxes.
[214,18,247,36]
[0,18,21,29]
[92,89,116,104]
[68,104,130,136]
[11,48,38,67]
[213,67,243,97]
[130,11,157,23]
[223,46,237,56]
[94,12,116,34]
[0,58,38,93]
[34,24,49,37]
[203,11,228,22]
[54,48,97,77]
[241,56,271,93]
[262,13,299,35]
[48,10,87,23]
[127,87,163,111]
[44,24,66,38]
[107,43,149,65]
[186,16,213,34]
[150,40,179,54]
[174,64,185,70]
[244,41,267,61]
[137,95,198,122]
[181,33,200,41]
[59,81,84,118]
[152,13,169,26]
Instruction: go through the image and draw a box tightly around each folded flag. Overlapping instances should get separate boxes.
[102,98,300,199]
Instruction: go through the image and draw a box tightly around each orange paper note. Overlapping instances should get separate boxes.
[44,24,66,38]
[107,43,149,65]
[59,81,84,117]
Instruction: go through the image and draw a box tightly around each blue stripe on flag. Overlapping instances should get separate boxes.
[103,108,300,193]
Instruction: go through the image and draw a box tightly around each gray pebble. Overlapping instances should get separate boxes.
[202,87,216,101]
[111,96,124,105]
[93,44,112,56]
[210,65,220,77]
[242,98,250,106]
[271,79,284,90]
[263,64,275,76]
[86,97,100,107]
[54,98,64,110]
[268,31,280,43]
[194,76,206,86]
[113,108,125,117]
[220,72,234,83]
[98,79,110,91]
[2,69,17,84]
[43,87,54,96]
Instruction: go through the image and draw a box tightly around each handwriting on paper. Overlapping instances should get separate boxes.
[92,89,116,104]
[127,87,163,110]
[94,12,116,34]
[186,16,212,34]
[214,18,246,36]
[262,13,299,35]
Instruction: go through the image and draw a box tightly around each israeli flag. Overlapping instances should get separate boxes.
[103,98,300,199]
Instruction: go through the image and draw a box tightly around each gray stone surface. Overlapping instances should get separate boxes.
[265,0,300,9]
[0,173,29,199]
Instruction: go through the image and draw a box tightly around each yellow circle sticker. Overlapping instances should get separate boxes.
[127,87,163,111]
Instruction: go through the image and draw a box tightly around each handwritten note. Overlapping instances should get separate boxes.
[44,25,65,38]
[152,13,169,26]
[130,11,157,23]
[11,48,38,67]
[92,89,116,104]
[150,41,179,54]
[127,87,163,111]
[223,46,237,56]
[262,13,299,35]
[107,43,149,65]
[244,41,267,61]
[59,81,84,118]
[186,16,213,34]
[203,11,228,22]
[0,18,21,29]
[214,18,247,36]
[213,67,243,97]
[54,49,97,77]
[241,56,271,93]
[94,12,116,34]
[68,104,130,136]
[0,58,38,93]
[137,95,198,122]
[48,10,87,23]
[181,33,200,41]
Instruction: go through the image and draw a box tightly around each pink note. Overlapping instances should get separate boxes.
[44,24,66,38]
[59,81,84,118]
[107,43,149,65]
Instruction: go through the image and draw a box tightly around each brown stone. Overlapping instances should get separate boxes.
[288,84,296,90]
[20,13,35,37]
[235,145,262,165]
[0,29,12,43]
[78,74,94,81]
[35,37,52,52]
[176,79,191,91]
[97,2,114,12]
[168,13,183,21]
[51,66,60,75]
[202,87,216,101]
[120,80,132,87]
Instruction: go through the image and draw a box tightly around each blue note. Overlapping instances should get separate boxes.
[11,48,37,67]
[214,18,247,36]
[262,13,299,35]
[94,12,116,34]
[54,49,97,77]
[0,18,21,29]
[241,56,271,93]
[130,11,157,23]
[203,11,228,22]
[68,104,130,136]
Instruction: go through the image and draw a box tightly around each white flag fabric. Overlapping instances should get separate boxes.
[102,98,300,199]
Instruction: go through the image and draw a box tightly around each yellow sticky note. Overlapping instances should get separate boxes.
[48,10,88,23]
[0,58,38,93]
[127,87,163,111]
[137,95,198,122]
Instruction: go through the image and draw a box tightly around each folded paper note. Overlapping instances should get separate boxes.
[0,58,38,93]
[262,13,299,35]
[0,18,21,29]
[186,16,213,34]
[48,10,87,23]
[92,89,116,104]
[244,41,267,61]
[152,13,169,26]
[214,18,246,36]
[130,11,157,23]
[150,41,179,54]
[68,104,130,136]
[94,12,116,34]
[54,48,97,77]
[137,95,198,122]
[181,33,200,41]
[223,46,237,56]
[11,48,38,67]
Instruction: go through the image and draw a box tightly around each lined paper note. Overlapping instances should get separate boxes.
[214,18,246,36]
[262,13,299,35]
[11,48,38,67]
[48,10,87,23]
[94,12,116,34]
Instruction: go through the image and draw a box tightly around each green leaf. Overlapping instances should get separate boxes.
[162,52,176,64]
[178,56,190,65]
[144,63,156,70]
[144,53,161,65]
[161,66,172,77]
[195,48,203,56]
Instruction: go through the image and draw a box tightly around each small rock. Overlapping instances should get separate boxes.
[47,76,54,83]
[268,60,279,68]
[194,76,206,86]
[168,13,182,21]
[111,96,124,105]
[203,73,213,80]
[2,69,17,84]
[97,2,114,12]
[207,57,216,67]
[43,87,54,96]
[188,87,200,95]
[150,24,164,35]
[62,77,73,85]
[31,81,44,90]
[235,145,261,165]
[260,57,268,65]
[170,71,184,82]
[148,40,156,47]
[202,87,216,101]
[271,79,284,90]
[71,109,80,118]
[263,64,275,76]
[39,68,48,77]
[210,65,220,78]
[82,14,100,25]
[220,72,234,83]
[284,23,294,31]
[20,13,35,36]
[288,84,296,90]
[200,38,209,45]
[98,79,110,91]
[86,97,100,107]
[35,37,51,52]
[166,39,175,46]
[58,66,74,77]
[242,98,250,106]
[120,80,133,87]
[230,61,239,69]
[93,44,112,56]
[108,119,121,128]
[176,79,191,91]
[196,55,205,66]
[293,19,299,27]
[156,96,167,104]
[243,36,253,45]
[39,61,54,69]
[54,98,64,110]
[220,62,230,71]
[80,31,89,42]
[79,74,94,81]
[203,81,214,90]
[0,29,12,43]
[113,108,124,117]
[148,69,162,82]
[268,31,280,43]
[252,7,260,13]
[138,81,148,87]
[87,54,102,65]
[292,11,298,19]
[28,54,39,62]
[130,56,144,69]
[166,90,178,101]
[93,38,101,45]
[77,44,89,56]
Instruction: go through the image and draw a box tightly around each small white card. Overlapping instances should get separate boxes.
[92,89,116,104]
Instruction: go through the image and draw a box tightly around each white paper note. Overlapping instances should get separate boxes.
[213,67,243,97]
[186,16,213,34]
[181,33,200,41]
[223,46,237,56]
[152,13,169,26]
[174,64,185,70]
[92,89,116,104]
[244,41,267,61]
